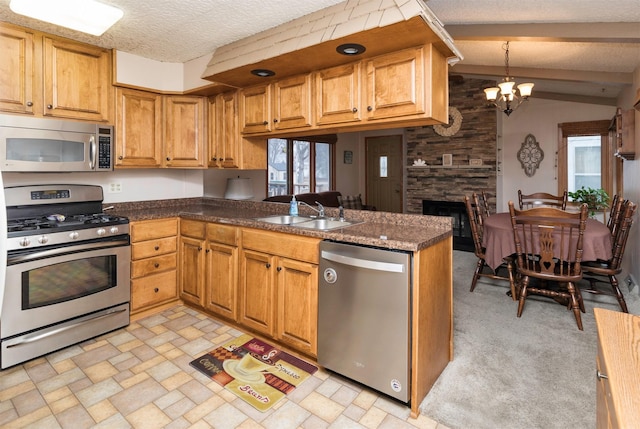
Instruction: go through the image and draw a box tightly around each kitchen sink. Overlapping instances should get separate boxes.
[254,215,313,225]
[294,218,362,231]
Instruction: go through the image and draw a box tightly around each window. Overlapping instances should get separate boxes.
[567,135,601,191]
[267,136,336,196]
[557,120,613,199]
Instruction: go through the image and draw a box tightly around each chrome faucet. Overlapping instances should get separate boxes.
[298,201,325,217]
[339,205,345,221]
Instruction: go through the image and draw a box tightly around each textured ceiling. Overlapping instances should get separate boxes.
[0,0,638,102]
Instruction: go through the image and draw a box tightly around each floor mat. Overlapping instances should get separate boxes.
[189,334,318,412]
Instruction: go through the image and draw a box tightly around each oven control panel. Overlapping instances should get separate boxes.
[6,224,130,252]
[30,189,71,200]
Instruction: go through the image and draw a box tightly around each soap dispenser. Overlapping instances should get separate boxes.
[289,195,298,216]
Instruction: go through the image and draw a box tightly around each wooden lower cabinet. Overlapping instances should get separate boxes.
[179,220,206,307]
[276,258,318,355]
[594,308,640,428]
[239,228,320,356]
[130,218,179,315]
[204,223,239,321]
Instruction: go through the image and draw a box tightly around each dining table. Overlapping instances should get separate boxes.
[482,212,613,271]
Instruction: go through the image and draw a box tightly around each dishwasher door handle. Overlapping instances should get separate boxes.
[321,250,405,273]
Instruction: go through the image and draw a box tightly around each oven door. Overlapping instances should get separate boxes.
[2,238,131,339]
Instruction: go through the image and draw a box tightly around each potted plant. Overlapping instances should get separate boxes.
[567,186,610,217]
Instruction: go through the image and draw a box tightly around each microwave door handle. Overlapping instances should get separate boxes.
[89,135,96,170]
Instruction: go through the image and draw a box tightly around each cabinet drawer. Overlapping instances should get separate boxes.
[131,218,178,242]
[207,223,238,245]
[131,253,177,278]
[131,270,177,311]
[180,219,206,239]
[241,228,320,263]
[132,237,177,260]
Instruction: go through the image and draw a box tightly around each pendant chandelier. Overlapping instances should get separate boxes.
[484,42,534,116]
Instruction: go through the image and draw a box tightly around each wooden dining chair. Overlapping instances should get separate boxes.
[479,191,491,218]
[582,201,637,313]
[606,194,626,238]
[508,201,588,330]
[464,195,517,300]
[518,190,568,210]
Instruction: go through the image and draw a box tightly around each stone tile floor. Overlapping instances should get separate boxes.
[0,305,451,429]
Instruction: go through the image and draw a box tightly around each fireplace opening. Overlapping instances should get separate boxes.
[423,200,474,252]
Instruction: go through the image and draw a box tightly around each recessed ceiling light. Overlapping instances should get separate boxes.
[9,0,124,36]
[251,69,275,77]
[336,43,366,56]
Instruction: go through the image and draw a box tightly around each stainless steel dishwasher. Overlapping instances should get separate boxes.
[318,240,412,403]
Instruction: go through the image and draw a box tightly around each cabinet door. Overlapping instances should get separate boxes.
[0,24,36,115]
[205,241,238,320]
[364,47,425,120]
[43,36,112,122]
[239,249,275,336]
[164,96,206,168]
[218,91,240,168]
[276,257,318,356]
[315,62,361,125]
[115,88,163,167]
[240,84,271,134]
[179,235,205,306]
[273,74,312,130]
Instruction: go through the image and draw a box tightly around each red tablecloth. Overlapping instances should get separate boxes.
[482,212,613,270]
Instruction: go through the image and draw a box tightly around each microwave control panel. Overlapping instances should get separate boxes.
[96,127,112,170]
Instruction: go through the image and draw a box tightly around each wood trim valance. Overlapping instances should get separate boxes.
[558,120,610,138]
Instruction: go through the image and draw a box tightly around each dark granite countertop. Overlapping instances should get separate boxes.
[108,198,452,252]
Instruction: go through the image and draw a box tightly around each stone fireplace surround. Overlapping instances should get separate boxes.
[405,77,498,215]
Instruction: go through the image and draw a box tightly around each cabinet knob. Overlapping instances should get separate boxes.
[597,370,608,380]
[265,263,271,268]
[367,106,373,112]
[154,246,160,251]
[263,121,268,125]
[154,263,160,268]
[352,107,358,113]
[27,101,33,107]
[206,249,210,253]
[47,104,53,109]
[198,247,202,251]
[277,266,282,272]
[166,157,171,161]
[154,288,159,293]
[273,118,278,123]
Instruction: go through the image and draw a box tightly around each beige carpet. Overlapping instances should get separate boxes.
[419,250,640,429]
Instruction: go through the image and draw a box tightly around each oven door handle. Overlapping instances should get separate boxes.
[7,239,130,265]
[5,307,128,348]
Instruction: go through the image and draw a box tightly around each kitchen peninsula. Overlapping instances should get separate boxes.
[110,197,453,418]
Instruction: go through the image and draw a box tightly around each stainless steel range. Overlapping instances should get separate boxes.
[1,184,131,369]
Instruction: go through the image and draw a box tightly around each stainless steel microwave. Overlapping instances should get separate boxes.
[0,114,113,172]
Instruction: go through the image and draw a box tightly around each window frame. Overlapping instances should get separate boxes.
[267,135,336,196]
[557,120,613,199]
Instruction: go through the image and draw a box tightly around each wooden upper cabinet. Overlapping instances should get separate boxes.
[364,46,425,120]
[163,95,207,168]
[115,87,163,167]
[315,62,362,125]
[0,22,112,122]
[43,36,112,122]
[0,24,36,115]
[240,84,272,134]
[273,74,312,131]
[208,91,239,168]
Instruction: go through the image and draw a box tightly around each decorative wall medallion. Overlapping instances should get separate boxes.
[433,107,463,137]
[517,133,544,177]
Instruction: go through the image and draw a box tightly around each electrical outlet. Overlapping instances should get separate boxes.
[626,275,637,294]
[108,183,122,193]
